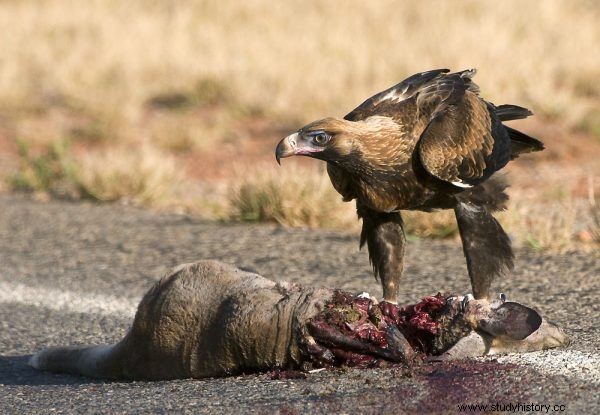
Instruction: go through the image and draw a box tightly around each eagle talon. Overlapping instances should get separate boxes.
[461,294,474,311]
[379,300,400,322]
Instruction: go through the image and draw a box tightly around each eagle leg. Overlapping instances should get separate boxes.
[357,204,405,303]
[454,202,514,299]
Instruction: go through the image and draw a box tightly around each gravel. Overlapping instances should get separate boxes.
[0,194,598,414]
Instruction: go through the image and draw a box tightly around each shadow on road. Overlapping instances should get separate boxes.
[0,355,107,386]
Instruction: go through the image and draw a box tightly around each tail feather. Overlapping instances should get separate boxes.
[496,104,533,121]
[505,126,545,158]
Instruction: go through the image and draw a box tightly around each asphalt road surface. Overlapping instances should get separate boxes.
[0,194,598,414]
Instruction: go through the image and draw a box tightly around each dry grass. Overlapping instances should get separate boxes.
[502,176,600,251]
[227,164,357,229]
[0,0,599,251]
[500,198,579,251]
[9,140,77,197]
[404,211,458,239]
[592,205,600,247]
[8,142,183,207]
[75,146,184,206]
[0,0,598,145]
[590,185,600,249]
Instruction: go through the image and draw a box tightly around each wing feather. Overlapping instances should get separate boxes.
[345,68,512,187]
[344,68,450,121]
[416,74,511,186]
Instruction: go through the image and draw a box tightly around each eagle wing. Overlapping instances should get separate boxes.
[416,70,511,187]
[345,68,511,187]
[344,68,451,122]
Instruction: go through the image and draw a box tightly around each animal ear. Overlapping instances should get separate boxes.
[478,302,542,340]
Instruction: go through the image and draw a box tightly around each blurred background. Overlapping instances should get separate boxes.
[0,0,598,251]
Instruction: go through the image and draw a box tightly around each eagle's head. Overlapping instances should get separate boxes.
[275,118,355,165]
[275,116,403,168]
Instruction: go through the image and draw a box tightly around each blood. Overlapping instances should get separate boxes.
[307,292,450,367]
[395,294,447,354]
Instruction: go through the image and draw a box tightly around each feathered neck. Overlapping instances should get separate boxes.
[331,116,409,183]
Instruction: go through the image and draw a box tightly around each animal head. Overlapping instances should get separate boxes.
[434,294,570,359]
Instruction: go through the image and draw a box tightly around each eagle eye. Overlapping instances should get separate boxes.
[312,132,330,145]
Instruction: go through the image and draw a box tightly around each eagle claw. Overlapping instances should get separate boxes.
[379,301,400,320]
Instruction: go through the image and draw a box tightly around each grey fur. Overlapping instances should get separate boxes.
[30,261,332,380]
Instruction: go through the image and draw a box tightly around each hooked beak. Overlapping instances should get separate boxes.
[275,133,298,165]
[275,132,325,165]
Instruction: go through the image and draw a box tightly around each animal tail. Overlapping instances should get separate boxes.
[496,104,532,121]
[29,342,124,379]
[495,104,545,158]
[506,126,545,158]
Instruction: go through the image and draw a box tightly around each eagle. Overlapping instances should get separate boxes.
[275,69,544,304]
